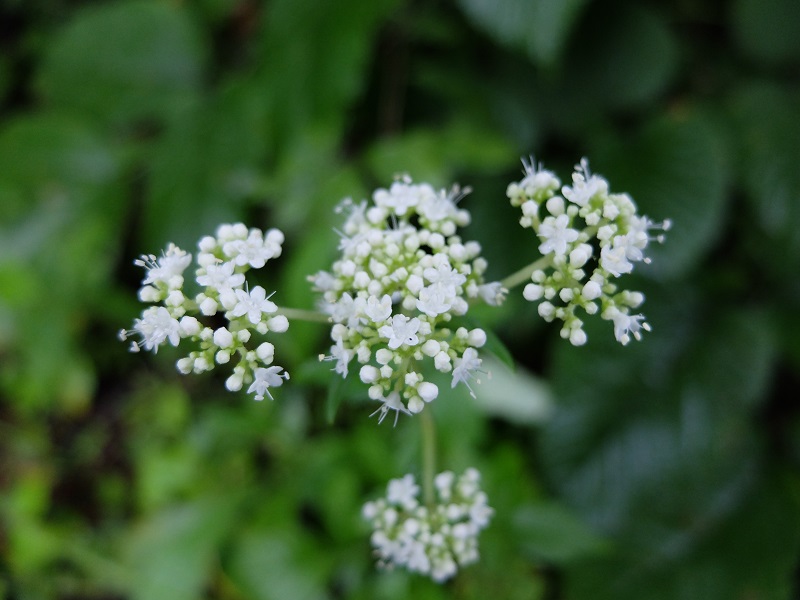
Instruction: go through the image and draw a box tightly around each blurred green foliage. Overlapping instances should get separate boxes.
[0,0,799,598]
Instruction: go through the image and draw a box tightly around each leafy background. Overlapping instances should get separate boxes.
[1,0,799,598]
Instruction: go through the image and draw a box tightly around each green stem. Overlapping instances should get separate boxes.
[500,256,552,290]
[420,407,437,508]
[275,307,330,323]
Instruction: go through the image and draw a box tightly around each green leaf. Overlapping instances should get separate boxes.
[365,122,516,185]
[514,502,608,563]
[124,495,240,600]
[565,473,800,600]
[141,81,267,250]
[558,4,679,112]
[732,0,800,65]
[592,112,729,280]
[481,325,516,371]
[729,83,800,270]
[257,0,400,150]
[0,114,118,223]
[37,0,204,125]
[539,292,784,599]
[228,530,328,600]
[326,374,345,424]
[457,0,587,66]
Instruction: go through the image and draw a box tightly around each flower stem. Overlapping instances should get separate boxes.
[500,256,551,290]
[420,407,436,508]
[275,307,330,323]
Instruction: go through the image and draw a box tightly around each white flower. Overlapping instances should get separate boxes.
[451,347,482,397]
[196,261,245,291]
[379,314,421,349]
[231,286,277,324]
[371,391,411,425]
[417,283,456,317]
[247,366,289,401]
[374,180,423,216]
[387,474,419,510]
[475,282,505,306]
[538,214,579,257]
[600,242,634,277]
[562,158,608,207]
[365,294,393,323]
[130,306,181,352]
[223,229,276,268]
[605,308,650,345]
[135,243,192,289]
[322,338,354,377]
[423,257,466,288]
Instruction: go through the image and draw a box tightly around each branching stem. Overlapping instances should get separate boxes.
[500,256,551,290]
[420,408,436,508]
[275,307,330,323]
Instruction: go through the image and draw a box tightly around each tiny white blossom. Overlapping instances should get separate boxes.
[365,294,393,323]
[247,366,289,401]
[379,314,421,349]
[538,214,579,257]
[135,243,192,289]
[451,347,482,397]
[130,306,181,352]
[231,286,277,324]
[196,261,245,291]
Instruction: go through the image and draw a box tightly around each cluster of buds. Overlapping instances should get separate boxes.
[507,158,670,345]
[362,468,493,582]
[119,223,290,400]
[310,177,505,422]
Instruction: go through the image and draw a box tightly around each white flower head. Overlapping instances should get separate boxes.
[508,157,669,345]
[123,224,291,402]
[363,469,493,582]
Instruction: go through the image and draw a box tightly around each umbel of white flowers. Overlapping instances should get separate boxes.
[310,177,506,423]
[118,223,290,401]
[507,158,670,346]
[362,468,493,582]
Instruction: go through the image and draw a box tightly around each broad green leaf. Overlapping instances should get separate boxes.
[0,114,117,223]
[0,116,123,412]
[125,495,240,600]
[457,0,587,66]
[365,122,516,184]
[326,373,345,424]
[729,83,800,270]
[539,292,783,598]
[565,473,800,600]
[228,531,328,600]
[257,0,400,150]
[138,79,269,250]
[732,0,800,64]
[514,502,608,563]
[558,4,678,112]
[592,112,728,280]
[37,0,204,125]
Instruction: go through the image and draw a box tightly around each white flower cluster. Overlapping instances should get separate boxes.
[119,223,290,400]
[310,177,506,421]
[507,158,671,345]
[362,468,493,582]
